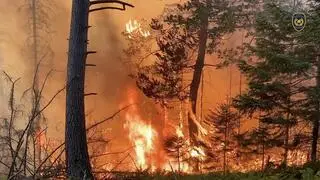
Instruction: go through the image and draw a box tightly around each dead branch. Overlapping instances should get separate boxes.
[36,104,134,174]
[8,169,23,180]
[7,84,65,179]
[86,51,97,55]
[87,104,134,131]
[39,148,65,177]
[109,153,132,172]
[35,143,65,175]
[84,93,98,97]
[128,153,138,171]
[3,72,21,176]
[0,159,10,169]
[89,0,134,13]
[34,127,48,142]
[89,6,126,12]
[85,64,96,67]
[89,0,134,8]
[90,146,134,159]
[39,69,53,98]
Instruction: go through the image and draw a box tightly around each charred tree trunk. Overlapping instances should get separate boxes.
[65,0,92,178]
[311,56,320,162]
[188,7,209,145]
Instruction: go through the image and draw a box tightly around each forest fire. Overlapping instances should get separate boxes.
[121,87,159,171]
[120,87,210,173]
[125,19,150,38]
[124,112,157,170]
[2,0,320,179]
[190,146,206,160]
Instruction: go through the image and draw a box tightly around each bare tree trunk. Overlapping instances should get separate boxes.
[311,56,320,162]
[31,0,43,166]
[65,0,92,178]
[188,7,209,145]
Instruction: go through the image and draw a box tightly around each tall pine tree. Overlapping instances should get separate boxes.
[233,2,310,166]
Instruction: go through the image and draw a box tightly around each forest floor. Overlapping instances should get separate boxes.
[111,162,320,180]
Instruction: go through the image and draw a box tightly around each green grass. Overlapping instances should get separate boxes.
[118,163,320,180]
[134,170,320,180]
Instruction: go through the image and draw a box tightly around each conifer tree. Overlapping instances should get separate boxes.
[205,103,239,173]
[233,2,310,166]
[295,1,320,161]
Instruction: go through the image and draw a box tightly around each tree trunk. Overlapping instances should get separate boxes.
[283,108,291,167]
[188,7,209,145]
[65,0,92,178]
[223,124,227,174]
[311,56,320,162]
[283,124,289,166]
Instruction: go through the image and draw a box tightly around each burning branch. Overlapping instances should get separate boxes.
[188,104,208,136]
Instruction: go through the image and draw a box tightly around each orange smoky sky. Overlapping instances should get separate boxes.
[0,0,245,143]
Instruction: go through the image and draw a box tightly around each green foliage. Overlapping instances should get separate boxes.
[129,0,248,105]
[233,1,313,165]
[135,26,190,105]
[130,166,320,180]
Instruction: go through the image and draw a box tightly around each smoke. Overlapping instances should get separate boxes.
[0,0,244,156]
[0,0,34,128]
[37,0,173,142]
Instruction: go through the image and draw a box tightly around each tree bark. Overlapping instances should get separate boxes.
[188,7,209,145]
[311,56,320,162]
[223,123,227,174]
[283,124,289,165]
[65,0,92,178]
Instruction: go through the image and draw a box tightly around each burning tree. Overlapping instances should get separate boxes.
[121,0,254,173]
[164,123,211,174]
[122,0,258,151]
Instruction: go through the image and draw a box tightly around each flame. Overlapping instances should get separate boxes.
[125,19,150,38]
[124,112,157,169]
[176,124,184,138]
[190,146,206,161]
[122,88,157,170]
[37,129,46,147]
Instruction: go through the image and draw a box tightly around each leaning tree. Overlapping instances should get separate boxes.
[66,0,133,178]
